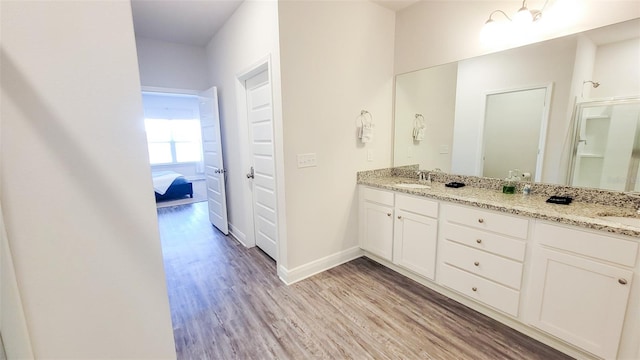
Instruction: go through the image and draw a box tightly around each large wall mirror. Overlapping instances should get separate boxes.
[394,18,640,191]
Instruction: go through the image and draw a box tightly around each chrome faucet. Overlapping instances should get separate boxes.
[416,171,431,185]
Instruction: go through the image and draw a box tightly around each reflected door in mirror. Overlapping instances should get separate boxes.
[482,87,548,180]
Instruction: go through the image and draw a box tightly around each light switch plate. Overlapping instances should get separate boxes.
[297,153,317,168]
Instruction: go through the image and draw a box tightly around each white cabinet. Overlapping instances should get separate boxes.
[527,222,638,360]
[359,188,439,275]
[438,203,528,317]
[393,194,438,280]
[359,187,394,261]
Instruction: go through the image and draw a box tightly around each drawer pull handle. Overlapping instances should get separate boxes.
[619,278,628,285]
[478,218,484,223]
[387,213,392,217]
[397,215,402,219]
[476,239,482,244]
[472,287,477,292]
[474,261,480,266]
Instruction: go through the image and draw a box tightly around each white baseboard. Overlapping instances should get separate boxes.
[278,246,364,285]
[228,223,249,247]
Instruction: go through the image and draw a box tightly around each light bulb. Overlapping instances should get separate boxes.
[480,19,498,43]
[513,6,533,24]
[480,18,509,48]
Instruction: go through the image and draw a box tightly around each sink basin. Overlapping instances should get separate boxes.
[599,215,640,228]
[395,183,431,189]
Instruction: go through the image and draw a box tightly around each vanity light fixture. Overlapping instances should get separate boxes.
[484,0,548,28]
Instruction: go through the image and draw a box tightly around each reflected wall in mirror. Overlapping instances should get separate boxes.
[393,18,640,189]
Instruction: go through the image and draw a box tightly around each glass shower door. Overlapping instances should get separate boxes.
[569,98,640,191]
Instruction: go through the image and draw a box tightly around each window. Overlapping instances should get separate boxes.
[144,119,202,164]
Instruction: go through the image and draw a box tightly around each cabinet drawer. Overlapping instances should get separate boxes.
[443,204,528,239]
[361,186,394,206]
[396,194,438,218]
[441,241,523,289]
[439,263,520,317]
[442,222,526,261]
[535,222,638,267]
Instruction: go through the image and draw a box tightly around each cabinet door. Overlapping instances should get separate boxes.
[527,247,633,359]
[393,210,438,280]
[361,201,393,261]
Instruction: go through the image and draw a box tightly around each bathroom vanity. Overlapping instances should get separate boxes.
[357,170,640,360]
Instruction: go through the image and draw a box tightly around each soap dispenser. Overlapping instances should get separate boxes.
[502,171,516,194]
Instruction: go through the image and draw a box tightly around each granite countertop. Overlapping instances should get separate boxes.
[358,176,640,238]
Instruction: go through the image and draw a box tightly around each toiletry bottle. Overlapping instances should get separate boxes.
[522,184,531,195]
[503,171,516,194]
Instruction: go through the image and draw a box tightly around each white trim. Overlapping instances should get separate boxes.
[228,223,249,248]
[235,56,280,258]
[140,86,200,96]
[277,247,364,285]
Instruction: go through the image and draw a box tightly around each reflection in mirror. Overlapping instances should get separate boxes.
[482,86,550,181]
[569,98,640,191]
[393,18,640,190]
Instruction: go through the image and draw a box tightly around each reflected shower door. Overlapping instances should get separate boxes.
[569,98,640,191]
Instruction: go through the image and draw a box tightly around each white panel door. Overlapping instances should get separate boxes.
[527,247,633,359]
[246,69,278,260]
[393,210,438,280]
[198,87,228,235]
[482,87,547,180]
[361,201,394,261]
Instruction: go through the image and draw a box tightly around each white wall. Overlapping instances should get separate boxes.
[394,62,457,171]
[592,38,640,99]
[204,1,286,263]
[136,36,209,91]
[278,1,395,270]
[451,37,576,183]
[395,0,640,75]
[0,1,176,358]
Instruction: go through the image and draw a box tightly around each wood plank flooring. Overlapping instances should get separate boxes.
[158,202,573,360]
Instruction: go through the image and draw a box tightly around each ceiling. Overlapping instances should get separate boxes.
[130,0,418,47]
[130,0,244,46]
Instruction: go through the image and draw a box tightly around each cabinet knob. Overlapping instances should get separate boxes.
[478,218,484,224]
[619,278,628,285]
[397,215,402,219]
[474,261,480,266]
[472,287,477,292]
[476,239,482,244]
[387,213,392,217]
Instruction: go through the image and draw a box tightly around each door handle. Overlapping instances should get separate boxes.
[246,166,255,179]
[214,168,226,174]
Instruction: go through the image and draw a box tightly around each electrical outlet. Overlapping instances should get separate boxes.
[367,149,374,161]
[439,145,449,154]
[297,153,317,168]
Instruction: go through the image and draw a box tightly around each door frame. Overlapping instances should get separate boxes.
[234,55,287,268]
[477,83,553,182]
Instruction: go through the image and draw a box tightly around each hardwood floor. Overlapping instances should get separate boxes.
[157,202,572,360]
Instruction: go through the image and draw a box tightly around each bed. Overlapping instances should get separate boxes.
[152,171,193,202]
